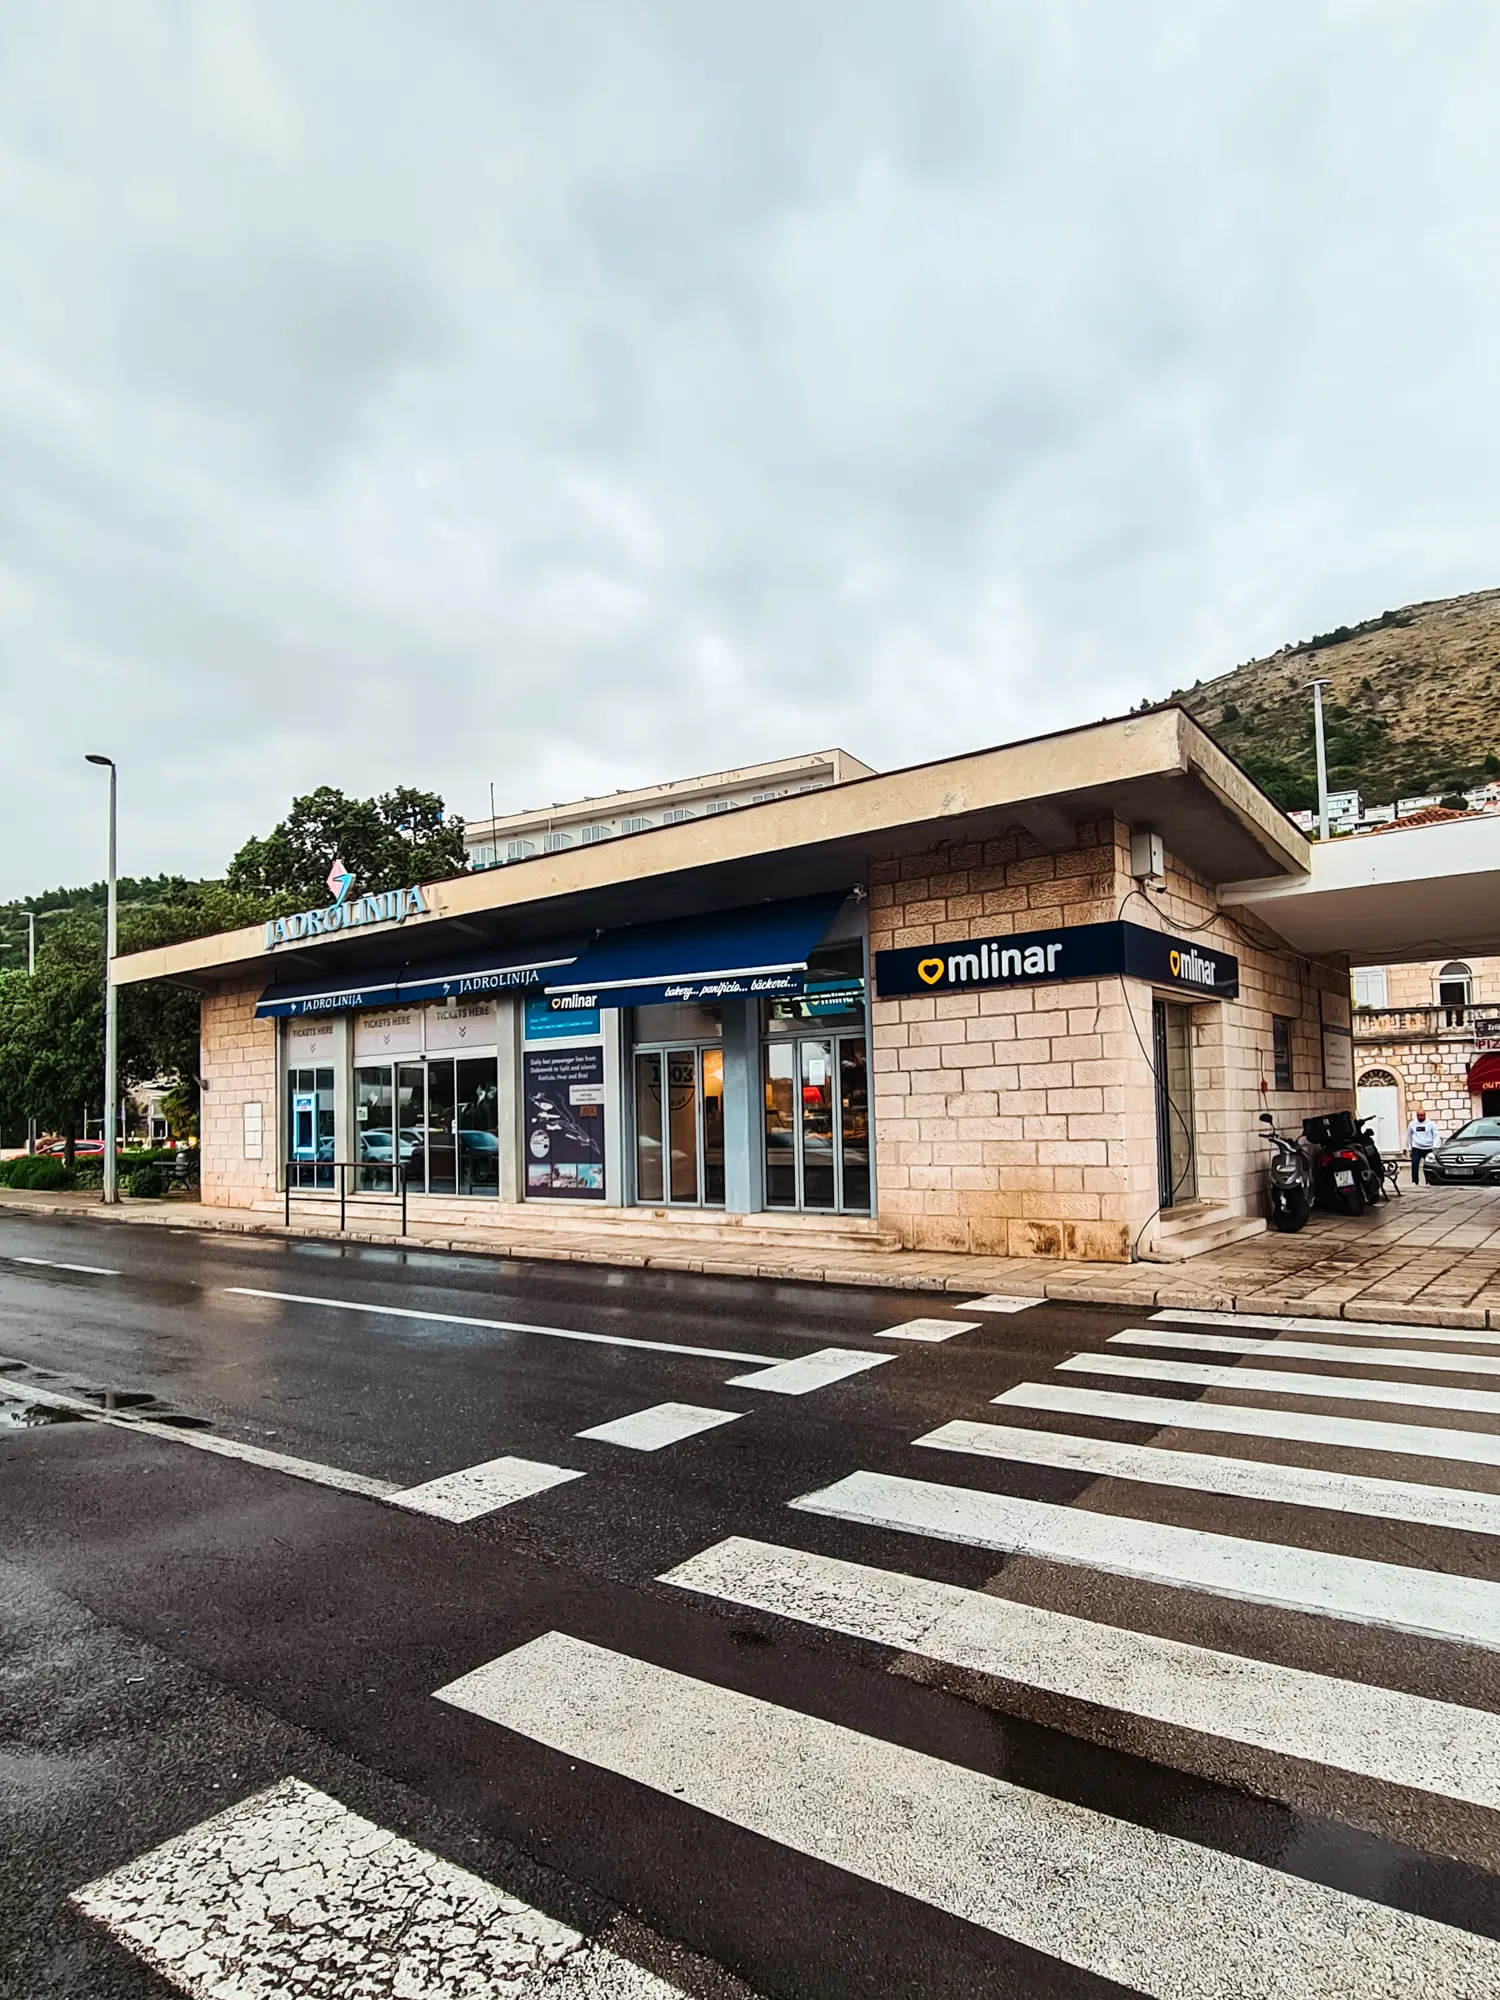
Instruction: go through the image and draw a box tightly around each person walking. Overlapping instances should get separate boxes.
[1406,1106,1441,1183]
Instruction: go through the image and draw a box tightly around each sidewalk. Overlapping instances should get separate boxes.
[3,1181,1500,1328]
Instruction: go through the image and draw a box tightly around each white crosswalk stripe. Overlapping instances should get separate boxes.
[1110,1324,1500,1378]
[790,1468,1500,1648]
[914,1416,1500,1535]
[877,1317,980,1342]
[1059,1349,1500,1415]
[1157,1307,1500,1346]
[576,1403,743,1450]
[994,1378,1500,1467]
[435,1631,1500,1999]
[661,1534,1500,1810]
[386,1454,584,1522]
[725,1348,894,1394]
[72,1777,684,1998]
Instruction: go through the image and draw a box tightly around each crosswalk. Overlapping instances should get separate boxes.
[67,1298,1500,1997]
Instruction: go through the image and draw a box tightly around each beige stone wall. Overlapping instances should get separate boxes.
[1129,846,1350,1225]
[1353,1039,1481,1138]
[200,978,277,1208]
[868,818,1349,1263]
[1379,955,1500,1006]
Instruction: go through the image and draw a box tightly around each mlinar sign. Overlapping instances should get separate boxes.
[875,920,1238,1000]
[263,859,432,950]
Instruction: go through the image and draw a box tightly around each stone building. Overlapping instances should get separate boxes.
[1353,955,1500,1151]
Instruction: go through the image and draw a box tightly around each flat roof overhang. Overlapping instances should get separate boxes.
[1221,814,1500,963]
[113,707,1310,994]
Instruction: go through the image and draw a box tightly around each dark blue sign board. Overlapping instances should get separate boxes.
[874,920,1238,1002]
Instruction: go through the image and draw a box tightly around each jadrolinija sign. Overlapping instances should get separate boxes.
[263,859,432,950]
[874,920,1239,1000]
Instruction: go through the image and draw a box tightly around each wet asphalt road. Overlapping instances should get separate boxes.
[3,1208,1499,1999]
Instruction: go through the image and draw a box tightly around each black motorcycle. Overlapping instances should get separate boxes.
[1302,1111,1386,1216]
[1259,1110,1313,1232]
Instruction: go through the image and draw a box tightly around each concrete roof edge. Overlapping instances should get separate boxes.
[112,707,1301,988]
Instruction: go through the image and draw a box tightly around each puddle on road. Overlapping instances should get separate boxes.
[0,1402,85,1429]
[70,1388,158,1411]
[144,1412,212,1430]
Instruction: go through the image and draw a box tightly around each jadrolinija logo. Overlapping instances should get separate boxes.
[263,859,431,948]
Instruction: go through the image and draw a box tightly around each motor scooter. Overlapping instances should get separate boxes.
[1259,1110,1313,1232]
[1302,1111,1385,1215]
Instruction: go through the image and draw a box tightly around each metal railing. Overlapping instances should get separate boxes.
[1354,1004,1500,1040]
[283,1160,409,1236]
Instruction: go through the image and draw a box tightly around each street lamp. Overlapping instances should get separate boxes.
[85,754,119,1205]
[1307,679,1332,841]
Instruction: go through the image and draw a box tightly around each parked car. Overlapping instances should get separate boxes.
[36,1138,105,1156]
[1422,1117,1500,1186]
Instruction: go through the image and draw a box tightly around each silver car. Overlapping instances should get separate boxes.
[1423,1116,1500,1186]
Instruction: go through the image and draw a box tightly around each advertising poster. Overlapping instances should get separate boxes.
[524,1047,607,1199]
[524,996,602,1040]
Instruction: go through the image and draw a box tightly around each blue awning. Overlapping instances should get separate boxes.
[395,939,582,1005]
[256,938,582,1018]
[255,968,403,1018]
[544,893,850,1008]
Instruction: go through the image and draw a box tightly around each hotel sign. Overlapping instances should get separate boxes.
[263,860,432,950]
[875,920,1238,1001]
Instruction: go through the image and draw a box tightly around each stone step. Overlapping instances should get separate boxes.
[1141,1211,1267,1263]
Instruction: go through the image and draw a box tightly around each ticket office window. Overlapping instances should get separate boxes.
[353,1056,500,1196]
[287,1065,336,1189]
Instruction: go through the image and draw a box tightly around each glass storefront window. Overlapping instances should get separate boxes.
[763,943,866,1034]
[634,1052,666,1203]
[634,1002,722,1042]
[351,1057,501,1198]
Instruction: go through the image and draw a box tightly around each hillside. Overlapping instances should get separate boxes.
[1170,587,1500,810]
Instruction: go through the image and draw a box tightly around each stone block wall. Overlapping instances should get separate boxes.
[1351,1038,1479,1139]
[200,978,277,1209]
[868,818,1146,1261]
[868,817,1351,1263]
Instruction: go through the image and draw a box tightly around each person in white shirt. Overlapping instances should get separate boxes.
[1406,1107,1441,1182]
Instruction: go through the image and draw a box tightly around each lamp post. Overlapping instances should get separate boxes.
[1308,678,1332,841]
[25,912,36,1156]
[85,754,119,1205]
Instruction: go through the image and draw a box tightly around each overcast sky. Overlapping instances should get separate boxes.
[3,3,1499,899]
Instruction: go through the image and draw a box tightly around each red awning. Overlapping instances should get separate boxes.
[1467,1052,1500,1092]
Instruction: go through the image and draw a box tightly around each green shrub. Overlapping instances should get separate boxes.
[125,1163,168,1198]
[4,1156,72,1191]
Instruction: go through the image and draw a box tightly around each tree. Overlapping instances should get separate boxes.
[227,786,466,906]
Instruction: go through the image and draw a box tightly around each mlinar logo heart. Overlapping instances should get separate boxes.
[917,958,945,986]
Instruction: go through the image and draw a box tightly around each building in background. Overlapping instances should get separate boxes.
[464,751,875,870]
[1353,956,1500,1153]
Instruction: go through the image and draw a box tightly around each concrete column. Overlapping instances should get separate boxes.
[722,999,764,1214]
[496,995,522,1205]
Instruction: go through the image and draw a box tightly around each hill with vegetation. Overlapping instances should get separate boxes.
[1166,587,1500,811]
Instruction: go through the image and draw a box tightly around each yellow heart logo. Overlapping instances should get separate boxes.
[917,958,945,986]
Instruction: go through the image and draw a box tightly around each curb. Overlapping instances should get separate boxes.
[3,1191,1497,1329]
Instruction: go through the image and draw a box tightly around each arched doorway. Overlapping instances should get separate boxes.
[1357,1068,1402,1155]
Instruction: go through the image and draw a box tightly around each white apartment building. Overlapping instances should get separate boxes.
[465,750,875,869]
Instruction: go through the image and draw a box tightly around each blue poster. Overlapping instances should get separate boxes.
[525,996,601,1040]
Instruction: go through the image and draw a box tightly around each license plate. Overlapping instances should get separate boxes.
[1444,1168,1473,1178]
[1334,1170,1354,1188]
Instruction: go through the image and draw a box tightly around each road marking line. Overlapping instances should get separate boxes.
[1060,1350,1500,1417]
[1111,1325,1500,1378]
[877,1318,980,1343]
[2,1253,120,1276]
[790,1469,1500,1650]
[576,1402,744,1450]
[916,1417,1500,1536]
[386,1454,584,1522]
[996,1380,1500,1469]
[662,1535,1500,1811]
[435,1632,1500,1998]
[71,1775,682,1999]
[1158,1308,1500,1346]
[725,1348,895,1395]
[224,1286,775,1365]
[0,1377,398,1498]
[961,1294,1043,1313]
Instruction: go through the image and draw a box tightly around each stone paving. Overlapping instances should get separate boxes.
[4,1180,1500,1328]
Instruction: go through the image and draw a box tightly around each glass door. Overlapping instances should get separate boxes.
[426,1059,458,1194]
[1152,1000,1197,1209]
[354,1066,396,1191]
[763,1034,870,1213]
[632,1045,724,1207]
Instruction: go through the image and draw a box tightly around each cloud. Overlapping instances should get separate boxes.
[3,0,1500,894]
